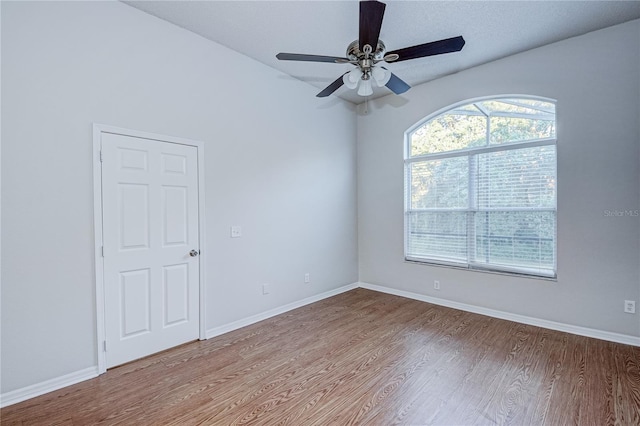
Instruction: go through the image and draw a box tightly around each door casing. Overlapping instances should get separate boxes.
[93,124,207,373]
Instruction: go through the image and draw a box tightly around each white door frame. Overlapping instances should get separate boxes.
[92,123,207,374]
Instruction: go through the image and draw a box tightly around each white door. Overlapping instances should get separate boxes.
[102,132,200,368]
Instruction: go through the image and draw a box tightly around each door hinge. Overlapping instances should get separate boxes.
[103,340,107,352]
[99,150,103,162]
[101,246,104,257]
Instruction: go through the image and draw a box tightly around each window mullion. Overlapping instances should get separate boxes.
[404,161,411,258]
[406,137,556,163]
[468,154,477,263]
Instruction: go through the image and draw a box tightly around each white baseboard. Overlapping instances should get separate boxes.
[0,366,99,408]
[1,283,358,408]
[4,280,637,408]
[206,282,359,339]
[358,282,640,347]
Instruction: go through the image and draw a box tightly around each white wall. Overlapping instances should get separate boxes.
[1,1,357,394]
[358,20,640,337]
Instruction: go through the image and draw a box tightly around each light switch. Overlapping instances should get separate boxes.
[230,226,242,238]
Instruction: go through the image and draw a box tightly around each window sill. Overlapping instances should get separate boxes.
[404,258,558,282]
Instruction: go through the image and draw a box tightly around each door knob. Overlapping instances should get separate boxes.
[189,249,199,257]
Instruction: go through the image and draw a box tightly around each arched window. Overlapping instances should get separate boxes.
[404,96,557,278]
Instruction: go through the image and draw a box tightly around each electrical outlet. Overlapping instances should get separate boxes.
[230,226,242,238]
[304,273,310,283]
[262,283,270,295]
[624,300,636,314]
[434,280,441,290]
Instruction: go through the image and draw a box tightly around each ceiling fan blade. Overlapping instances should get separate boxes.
[276,53,349,63]
[359,0,386,52]
[382,69,411,94]
[316,73,348,98]
[387,36,465,62]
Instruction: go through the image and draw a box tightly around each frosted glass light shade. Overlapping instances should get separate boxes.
[372,67,391,87]
[343,74,357,89]
[348,68,361,83]
[357,78,373,96]
[343,68,361,89]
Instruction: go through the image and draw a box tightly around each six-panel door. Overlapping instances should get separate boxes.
[102,133,199,368]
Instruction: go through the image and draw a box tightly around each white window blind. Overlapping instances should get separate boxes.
[405,97,557,278]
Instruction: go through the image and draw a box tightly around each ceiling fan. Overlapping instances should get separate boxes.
[276,0,465,98]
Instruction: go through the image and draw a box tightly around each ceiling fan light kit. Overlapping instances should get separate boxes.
[276,0,465,99]
[343,64,390,95]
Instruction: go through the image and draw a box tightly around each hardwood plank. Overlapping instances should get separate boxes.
[611,343,640,425]
[2,288,639,425]
[520,330,571,425]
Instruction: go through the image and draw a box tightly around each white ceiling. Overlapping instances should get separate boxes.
[124,0,640,104]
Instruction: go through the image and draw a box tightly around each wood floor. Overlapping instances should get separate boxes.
[2,288,639,425]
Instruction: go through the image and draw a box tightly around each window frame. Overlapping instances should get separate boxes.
[403,95,558,279]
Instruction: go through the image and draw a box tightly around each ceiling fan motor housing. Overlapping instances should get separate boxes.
[347,39,386,79]
[347,39,387,61]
